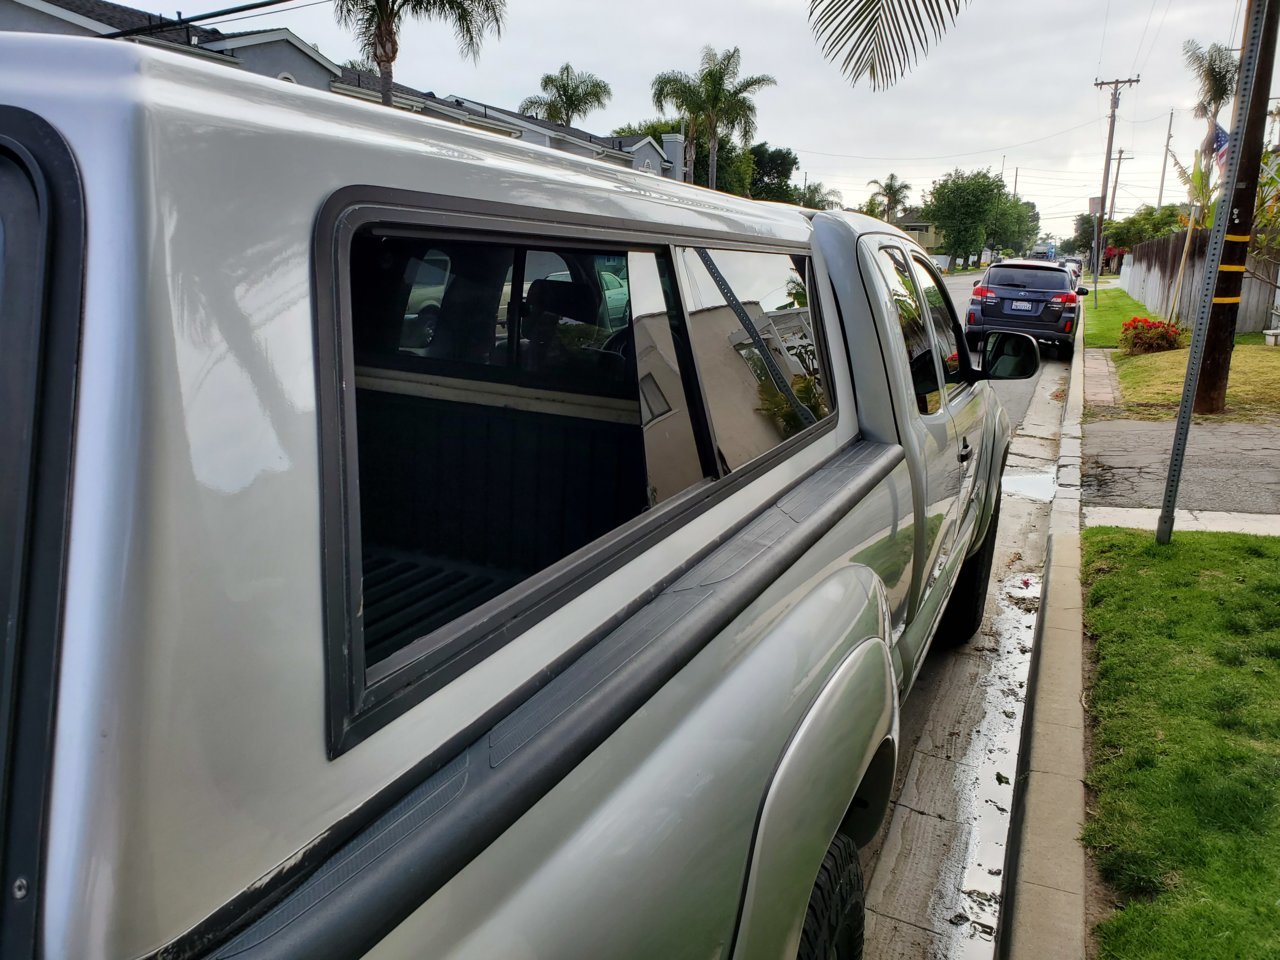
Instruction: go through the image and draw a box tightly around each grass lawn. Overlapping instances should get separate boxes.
[1112,345,1280,420]
[1082,528,1280,959]
[1083,288,1156,348]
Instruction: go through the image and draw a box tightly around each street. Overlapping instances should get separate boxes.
[862,273,1071,958]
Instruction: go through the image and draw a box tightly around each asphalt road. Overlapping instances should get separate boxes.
[941,271,1043,432]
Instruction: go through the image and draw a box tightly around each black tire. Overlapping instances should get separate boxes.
[1058,338,1074,362]
[939,485,1002,645]
[798,832,865,960]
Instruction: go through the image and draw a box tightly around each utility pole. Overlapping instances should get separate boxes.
[1156,109,1174,206]
[1092,76,1141,295]
[1013,167,1019,196]
[1108,149,1130,221]
[1157,0,1278,543]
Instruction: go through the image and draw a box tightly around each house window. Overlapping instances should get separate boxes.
[277,72,297,83]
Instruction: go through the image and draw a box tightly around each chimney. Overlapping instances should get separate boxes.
[661,133,685,183]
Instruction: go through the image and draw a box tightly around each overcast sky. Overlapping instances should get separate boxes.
[203,0,1276,239]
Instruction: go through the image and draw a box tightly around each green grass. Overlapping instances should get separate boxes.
[1083,288,1158,348]
[1112,345,1280,420]
[1082,528,1280,959]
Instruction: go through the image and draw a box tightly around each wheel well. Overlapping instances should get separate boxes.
[837,736,896,848]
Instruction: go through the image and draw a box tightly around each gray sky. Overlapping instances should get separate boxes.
[201,0,1275,239]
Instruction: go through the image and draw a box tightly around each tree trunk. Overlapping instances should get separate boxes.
[379,61,394,107]
[1193,0,1278,413]
[708,134,719,191]
[685,137,697,184]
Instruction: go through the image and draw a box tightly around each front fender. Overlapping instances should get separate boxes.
[731,566,896,960]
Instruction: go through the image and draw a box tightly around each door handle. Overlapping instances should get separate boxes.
[958,438,973,464]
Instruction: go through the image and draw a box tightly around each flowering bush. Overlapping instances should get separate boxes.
[1119,316,1183,355]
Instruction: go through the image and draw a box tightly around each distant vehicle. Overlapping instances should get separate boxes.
[1060,257,1084,282]
[966,258,1089,360]
[1029,241,1056,261]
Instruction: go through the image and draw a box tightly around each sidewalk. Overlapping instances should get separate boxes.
[1003,303,1280,959]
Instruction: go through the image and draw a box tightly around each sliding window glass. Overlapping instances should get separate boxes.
[344,230,707,682]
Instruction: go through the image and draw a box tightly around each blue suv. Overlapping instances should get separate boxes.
[964,259,1089,360]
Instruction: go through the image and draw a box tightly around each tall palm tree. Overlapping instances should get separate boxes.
[1267,101,1280,148]
[1182,40,1239,164]
[334,0,505,107]
[867,172,911,223]
[518,64,613,129]
[809,0,966,89]
[652,47,776,191]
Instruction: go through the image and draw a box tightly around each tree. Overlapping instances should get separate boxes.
[750,142,800,202]
[809,0,966,89]
[1182,40,1238,163]
[1269,102,1280,148]
[1104,204,1185,251]
[342,56,377,72]
[987,194,1039,255]
[611,118,681,141]
[921,168,1004,268]
[867,173,911,223]
[695,136,755,197]
[855,194,886,218]
[1170,150,1219,227]
[334,0,504,107]
[518,63,612,128]
[652,46,775,191]
[1059,213,1096,256]
[797,180,843,210]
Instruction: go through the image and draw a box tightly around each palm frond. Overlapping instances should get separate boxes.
[518,94,550,118]
[809,0,966,90]
[397,0,505,60]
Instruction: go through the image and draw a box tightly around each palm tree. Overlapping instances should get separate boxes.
[652,47,775,191]
[334,0,505,107]
[809,0,966,89]
[1267,101,1280,148]
[518,64,613,128]
[1182,40,1239,164]
[798,181,843,210]
[867,173,911,223]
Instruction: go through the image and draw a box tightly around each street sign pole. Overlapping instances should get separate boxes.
[1156,0,1277,544]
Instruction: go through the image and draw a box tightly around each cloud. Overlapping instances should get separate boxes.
[228,0,1271,235]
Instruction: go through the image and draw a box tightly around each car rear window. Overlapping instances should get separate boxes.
[985,266,1070,290]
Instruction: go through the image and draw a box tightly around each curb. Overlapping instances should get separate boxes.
[998,306,1088,959]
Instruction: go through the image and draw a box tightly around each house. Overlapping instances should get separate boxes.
[897,207,943,252]
[0,0,685,179]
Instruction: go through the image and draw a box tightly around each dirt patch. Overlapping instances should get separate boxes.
[1050,387,1067,403]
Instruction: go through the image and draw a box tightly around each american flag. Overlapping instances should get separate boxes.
[1213,123,1230,174]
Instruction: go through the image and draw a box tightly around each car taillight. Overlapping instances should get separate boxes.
[1051,292,1078,305]
[1065,320,1073,333]
[972,285,996,299]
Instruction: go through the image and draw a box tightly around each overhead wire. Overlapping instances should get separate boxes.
[201,0,332,27]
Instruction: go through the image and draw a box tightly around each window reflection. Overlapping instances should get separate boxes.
[874,246,941,416]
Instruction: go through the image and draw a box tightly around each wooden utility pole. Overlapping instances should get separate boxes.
[1108,149,1129,221]
[1193,0,1277,413]
[1156,109,1174,206]
[1092,77,1141,283]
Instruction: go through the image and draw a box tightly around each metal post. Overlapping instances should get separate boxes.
[1156,109,1173,207]
[1156,0,1276,543]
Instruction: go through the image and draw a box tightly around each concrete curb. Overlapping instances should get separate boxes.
[1000,305,1088,959]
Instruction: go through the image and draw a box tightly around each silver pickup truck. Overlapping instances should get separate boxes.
[0,35,1038,960]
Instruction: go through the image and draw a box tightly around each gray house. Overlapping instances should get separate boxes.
[0,0,685,179]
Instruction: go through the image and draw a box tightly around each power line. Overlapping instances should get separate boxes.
[1138,0,1174,74]
[103,0,316,37]
[793,118,1100,162]
[201,0,332,27]
[1131,0,1159,75]
[1096,0,1112,74]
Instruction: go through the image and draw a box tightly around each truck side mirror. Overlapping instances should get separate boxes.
[972,279,980,287]
[980,331,1039,380]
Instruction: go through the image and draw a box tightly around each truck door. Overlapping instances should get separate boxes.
[867,243,961,674]
[909,254,985,547]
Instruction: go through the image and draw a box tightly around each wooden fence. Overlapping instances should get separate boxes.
[1120,229,1279,332]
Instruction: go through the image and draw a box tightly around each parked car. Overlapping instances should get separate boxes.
[1058,257,1084,282]
[965,258,1089,360]
[0,35,1038,960]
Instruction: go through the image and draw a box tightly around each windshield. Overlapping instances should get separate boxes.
[986,266,1070,290]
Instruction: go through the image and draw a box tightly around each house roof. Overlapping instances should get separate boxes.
[451,98,633,157]
[24,0,223,43]
[198,28,342,75]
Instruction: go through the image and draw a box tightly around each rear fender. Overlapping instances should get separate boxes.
[969,402,1010,558]
[730,567,896,960]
